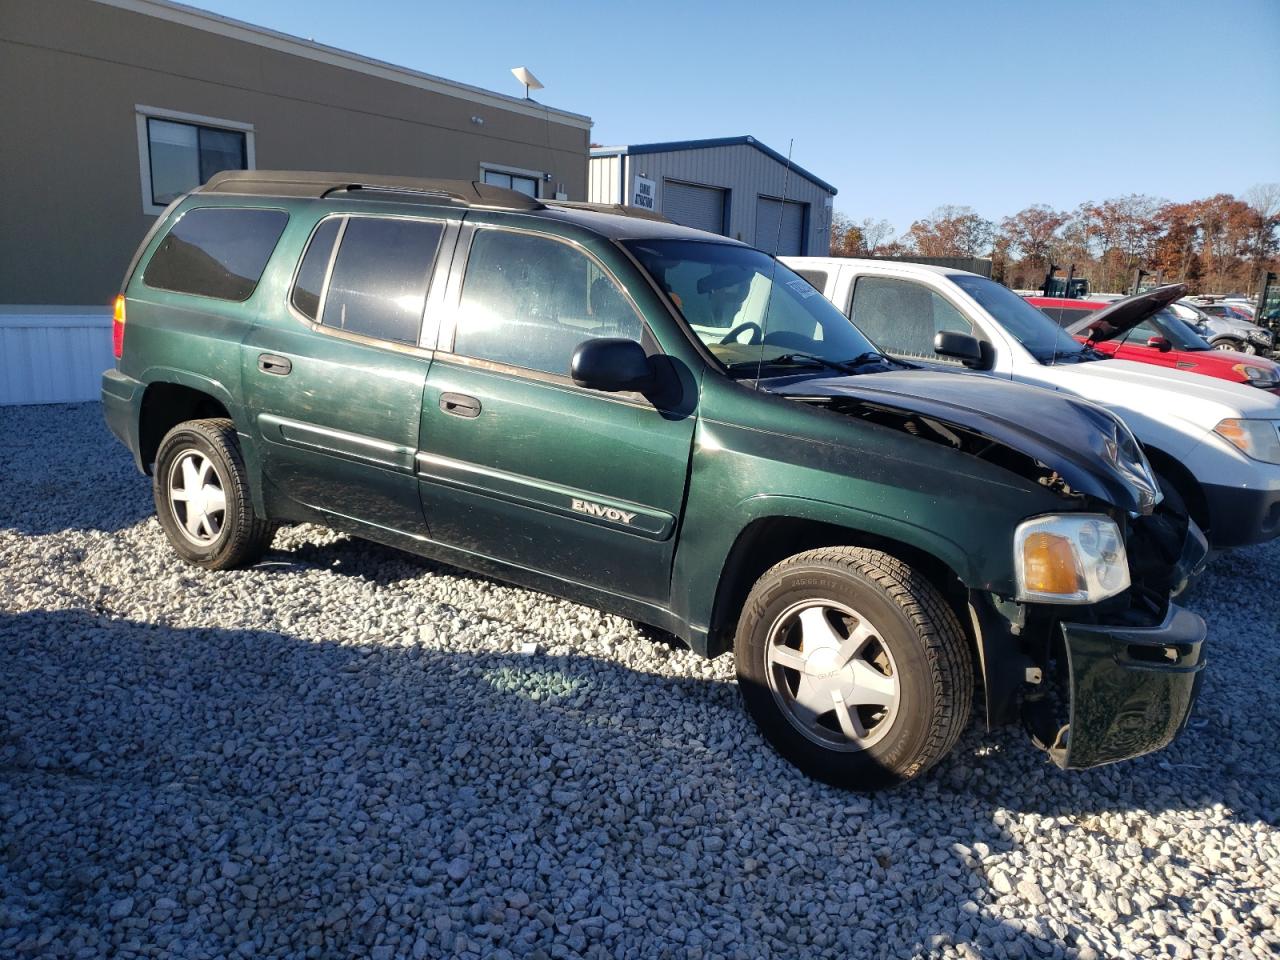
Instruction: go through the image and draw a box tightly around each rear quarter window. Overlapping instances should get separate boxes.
[143,207,288,301]
[794,269,829,292]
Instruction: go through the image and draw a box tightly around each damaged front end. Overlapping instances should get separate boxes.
[975,509,1209,769]
[775,368,1208,769]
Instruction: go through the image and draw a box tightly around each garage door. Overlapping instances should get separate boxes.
[661,180,726,234]
[755,198,807,256]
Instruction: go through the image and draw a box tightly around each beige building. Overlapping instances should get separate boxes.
[0,0,593,307]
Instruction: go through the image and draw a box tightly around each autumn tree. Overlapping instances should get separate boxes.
[829,214,896,257]
[1073,194,1165,291]
[905,206,994,258]
[999,206,1067,266]
[1244,182,1280,266]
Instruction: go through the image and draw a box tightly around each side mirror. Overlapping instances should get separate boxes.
[571,338,653,392]
[934,330,990,369]
[1146,336,1173,353]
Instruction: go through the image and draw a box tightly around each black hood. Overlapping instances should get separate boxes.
[1065,284,1188,342]
[772,369,1160,514]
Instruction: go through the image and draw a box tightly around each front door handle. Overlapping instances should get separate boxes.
[258,353,292,376]
[439,392,481,418]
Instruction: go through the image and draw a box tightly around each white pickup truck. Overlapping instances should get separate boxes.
[782,256,1280,550]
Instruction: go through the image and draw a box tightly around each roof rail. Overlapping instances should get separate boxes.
[199,170,544,210]
[543,200,672,223]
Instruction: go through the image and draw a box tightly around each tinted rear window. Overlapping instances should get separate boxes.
[290,218,342,320]
[143,207,288,301]
[319,218,443,345]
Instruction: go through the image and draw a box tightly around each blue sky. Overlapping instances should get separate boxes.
[197,0,1279,234]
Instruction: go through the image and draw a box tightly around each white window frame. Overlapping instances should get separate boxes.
[479,162,545,199]
[135,104,256,216]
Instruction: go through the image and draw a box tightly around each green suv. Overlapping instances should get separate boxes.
[103,170,1208,789]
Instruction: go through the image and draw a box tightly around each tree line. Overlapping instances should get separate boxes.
[830,184,1280,295]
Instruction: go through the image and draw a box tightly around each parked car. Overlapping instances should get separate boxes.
[1170,299,1275,355]
[1027,291,1280,393]
[784,256,1280,550]
[1168,300,1273,355]
[1195,300,1257,325]
[103,170,1207,790]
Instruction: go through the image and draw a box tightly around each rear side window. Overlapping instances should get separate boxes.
[290,218,342,320]
[795,269,828,292]
[319,218,443,345]
[143,207,288,301]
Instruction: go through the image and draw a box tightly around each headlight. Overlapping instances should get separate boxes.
[1214,419,1280,464]
[1232,363,1280,388]
[1014,515,1130,604]
[1248,329,1273,344]
[1099,420,1162,511]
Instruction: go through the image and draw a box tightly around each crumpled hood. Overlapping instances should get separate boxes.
[772,368,1160,513]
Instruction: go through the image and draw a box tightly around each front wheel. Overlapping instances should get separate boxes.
[153,418,274,570]
[734,547,973,791]
[1212,338,1244,352]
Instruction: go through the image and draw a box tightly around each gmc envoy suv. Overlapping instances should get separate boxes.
[103,171,1207,790]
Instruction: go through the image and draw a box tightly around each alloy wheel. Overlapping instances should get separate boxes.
[167,449,227,546]
[764,599,901,752]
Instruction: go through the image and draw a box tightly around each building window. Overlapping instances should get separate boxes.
[135,106,255,215]
[482,166,540,198]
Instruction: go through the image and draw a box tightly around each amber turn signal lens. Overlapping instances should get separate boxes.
[1214,418,1250,452]
[112,294,126,359]
[1021,532,1082,596]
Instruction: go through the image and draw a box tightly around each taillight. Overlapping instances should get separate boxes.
[112,295,126,358]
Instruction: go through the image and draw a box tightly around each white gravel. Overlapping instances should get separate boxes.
[2,402,1278,960]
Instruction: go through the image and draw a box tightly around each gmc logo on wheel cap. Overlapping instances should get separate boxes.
[571,498,636,525]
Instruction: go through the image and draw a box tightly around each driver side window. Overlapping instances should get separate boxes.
[1120,318,1160,343]
[850,276,973,362]
[452,229,643,376]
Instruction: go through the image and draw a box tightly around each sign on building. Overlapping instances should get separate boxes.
[633,176,656,211]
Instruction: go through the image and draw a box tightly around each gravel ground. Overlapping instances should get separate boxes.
[1,402,1278,960]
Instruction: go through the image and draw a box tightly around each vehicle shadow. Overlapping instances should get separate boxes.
[0,403,152,536]
[2,583,1274,958]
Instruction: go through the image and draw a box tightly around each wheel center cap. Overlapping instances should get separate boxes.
[805,647,843,680]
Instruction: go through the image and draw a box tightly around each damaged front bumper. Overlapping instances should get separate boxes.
[1052,604,1206,769]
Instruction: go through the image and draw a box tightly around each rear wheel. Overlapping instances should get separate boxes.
[734,547,972,791]
[153,418,274,570]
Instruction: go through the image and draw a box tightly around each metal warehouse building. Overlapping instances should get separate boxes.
[588,137,837,256]
[1,0,593,403]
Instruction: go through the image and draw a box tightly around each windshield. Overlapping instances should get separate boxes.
[950,274,1087,363]
[624,240,880,377]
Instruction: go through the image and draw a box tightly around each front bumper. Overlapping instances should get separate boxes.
[1202,480,1280,548]
[1053,604,1206,769]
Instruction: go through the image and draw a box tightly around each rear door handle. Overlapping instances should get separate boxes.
[258,354,292,376]
[439,392,481,418]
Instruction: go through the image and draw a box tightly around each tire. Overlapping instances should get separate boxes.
[1212,338,1244,352]
[152,418,274,570]
[1154,470,1189,521]
[734,547,972,791]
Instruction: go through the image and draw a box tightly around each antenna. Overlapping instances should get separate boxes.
[511,66,544,100]
[753,138,796,387]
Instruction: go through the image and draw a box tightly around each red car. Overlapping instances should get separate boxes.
[1028,287,1280,394]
